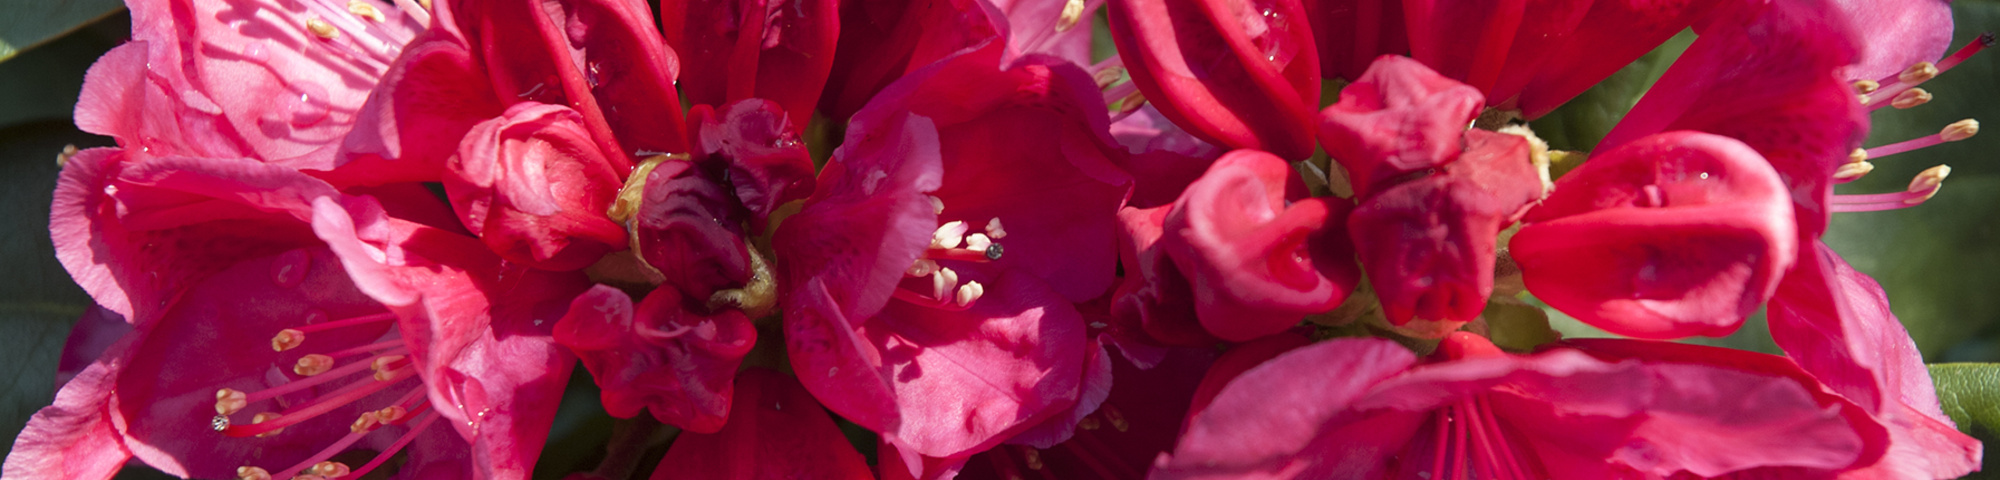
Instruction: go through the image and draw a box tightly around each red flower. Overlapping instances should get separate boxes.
[1105,0,1322,159]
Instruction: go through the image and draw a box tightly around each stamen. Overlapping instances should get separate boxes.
[1899,62,1939,85]
[927,195,946,215]
[965,233,993,252]
[932,221,969,249]
[1478,397,1532,480]
[271,329,305,352]
[292,312,397,334]
[310,461,352,478]
[907,259,941,277]
[216,388,248,415]
[1937,32,1996,72]
[247,349,412,404]
[295,354,336,376]
[1057,0,1086,32]
[1021,447,1045,470]
[1890,88,1933,109]
[326,339,403,359]
[1832,165,1951,212]
[346,411,441,480]
[1867,35,1993,108]
[267,427,370,480]
[236,466,271,480]
[251,412,284,438]
[890,288,974,312]
[1101,405,1129,432]
[1854,79,1880,94]
[1864,119,1978,159]
[1079,414,1100,430]
[985,218,1008,239]
[1428,410,1449,480]
[306,18,340,39]
[347,0,386,22]
[371,355,409,381]
[1834,160,1874,183]
[218,367,415,438]
[954,281,985,307]
[932,267,960,300]
[1093,66,1126,89]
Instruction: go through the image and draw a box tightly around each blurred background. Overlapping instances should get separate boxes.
[1,0,1995,478]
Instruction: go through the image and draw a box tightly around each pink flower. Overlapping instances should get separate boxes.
[1154,333,1894,479]
[1104,0,1322,159]
[773,51,1130,477]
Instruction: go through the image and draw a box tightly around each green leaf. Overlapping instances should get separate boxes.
[1931,363,2000,436]
[1528,29,1695,153]
[0,0,123,63]
[0,120,112,463]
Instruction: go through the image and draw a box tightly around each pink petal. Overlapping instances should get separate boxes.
[988,0,1098,66]
[1834,0,1954,81]
[819,0,1005,120]
[633,160,752,301]
[687,99,818,225]
[650,369,874,480]
[1161,151,1359,341]
[2,340,133,480]
[773,112,942,322]
[330,14,503,186]
[555,286,756,433]
[663,0,840,133]
[1106,0,1322,159]
[1302,0,1408,82]
[445,103,629,271]
[1110,204,1217,348]
[1515,0,1724,118]
[1316,55,1484,198]
[1513,131,1797,339]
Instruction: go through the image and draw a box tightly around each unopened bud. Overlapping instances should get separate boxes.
[1942,119,1980,142]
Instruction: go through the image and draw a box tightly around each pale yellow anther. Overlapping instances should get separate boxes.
[1891,88,1932,109]
[351,411,382,433]
[1023,447,1045,470]
[1858,93,1873,105]
[1093,66,1126,89]
[932,221,968,249]
[375,406,408,424]
[371,355,406,381]
[933,267,960,300]
[926,195,945,215]
[1834,161,1875,182]
[1899,61,1939,84]
[1849,148,1869,164]
[271,328,306,352]
[1853,79,1880,94]
[1942,119,1980,142]
[305,18,339,39]
[1905,165,1951,204]
[251,412,284,437]
[294,354,335,376]
[907,259,941,277]
[347,0,386,22]
[954,281,985,307]
[1078,415,1101,430]
[1056,0,1086,32]
[236,466,273,480]
[418,0,431,9]
[1116,90,1147,115]
[1102,405,1130,432]
[55,144,78,167]
[984,218,1007,239]
[216,388,248,415]
[1497,125,1552,194]
[964,233,993,252]
[311,461,352,478]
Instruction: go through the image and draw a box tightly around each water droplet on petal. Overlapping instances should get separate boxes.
[288,83,333,127]
[271,249,311,287]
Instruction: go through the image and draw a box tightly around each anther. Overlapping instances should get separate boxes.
[371,355,407,381]
[954,281,985,307]
[1854,79,1880,94]
[984,218,1007,239]
[1023,447,1045,470]
[305,18,339,39]
[1057,0,1086,32]
[1906,165,1951,204]
[1093,66,1126,89]
[927,195,945,215]
[1891,88,1933,109]
[311,461,352,478]
[348,0,386,22]
[351,411,382,433]
[237,466,272,480]
[907,259,941,277]
[375,406,408,424]
[1899,62,1939,85]
[932,221,968,249]
[965,233,993,252]
[272,329,306,352]
[1079,415,1101,430]
[252,412,284,437]
[933,268,960,300]
[216,388,248,415]
[1102,405,1130,432]
[1943,119,1980,142]
[1834,161,1874,182]
[294,354,335,376]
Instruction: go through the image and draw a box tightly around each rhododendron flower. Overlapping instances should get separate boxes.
[445,103,630,271]
[1154,333,1893,479]
[11,149,581,480]
[1105,0,1321,159]
[773,49,1129,476]
[662,0,839,134]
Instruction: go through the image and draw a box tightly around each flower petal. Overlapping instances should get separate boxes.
[1106,0,1322,159]
[650,369,874,480]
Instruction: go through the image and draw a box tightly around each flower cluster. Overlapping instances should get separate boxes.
[4,0,1988,478]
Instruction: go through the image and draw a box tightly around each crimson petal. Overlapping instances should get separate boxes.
[1106,0,1321,159]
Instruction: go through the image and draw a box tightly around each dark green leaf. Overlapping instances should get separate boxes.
[0,0,123,63]
[1528,29,1695,153]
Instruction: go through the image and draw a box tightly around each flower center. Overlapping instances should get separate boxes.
[1830,32,1990,211]
[893,198,1011,310]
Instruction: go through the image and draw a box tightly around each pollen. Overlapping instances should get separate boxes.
[1900,61,1939,85]
[964,233,993,252]
[371,355,407,381]
[927,195,945,215]
[1022,447,1045,470]
[1853,79,1880,94]
[932,221,968,249]
[305,18,339,39]
[1057,0,1086,32]
[1102,404,1130,432]
[1943,119,1980,142]
[347,0,386,22]
[294,354,335,376]
[311,461,352,478]
[351,411,383,433]
[236,466,272,480]
[984,218,1008,239]
[933,267,960,300]
[215,388,248,415]
[271,328,305,352]
[376,405,408,424]
[1834,161,1875,182]
[954,281,985,307]
[907,259,941,277]
[1906,165,1951,204]
[1891,88,1932,109]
